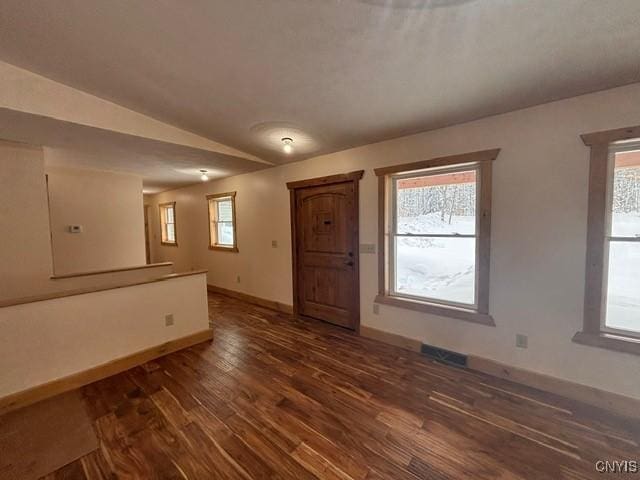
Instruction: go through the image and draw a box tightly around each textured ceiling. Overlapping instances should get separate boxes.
[0,109,266,193]
[1,0,640,170]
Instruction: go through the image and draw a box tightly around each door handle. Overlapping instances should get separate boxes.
[345,260,354,267]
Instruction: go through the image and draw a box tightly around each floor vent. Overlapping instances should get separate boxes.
[420,343,467,367]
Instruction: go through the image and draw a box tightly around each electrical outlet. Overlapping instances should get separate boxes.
[515,334,528,348]
[271,240,278,248]
[236,275,241,283]
[165,314,174,326]
[373,303,380,315]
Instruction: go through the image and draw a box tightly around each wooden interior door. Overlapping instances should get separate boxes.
[288,171,363,330]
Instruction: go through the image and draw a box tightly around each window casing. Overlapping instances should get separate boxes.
[574,124,640,356]
[159,202,177,246]
[207,192,238,252]
[374,149,499,326]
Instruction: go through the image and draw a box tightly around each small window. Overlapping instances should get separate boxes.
[159,202,177,246]
[604,144,640,335]
[207,192,238,252]
[374,149,499,325]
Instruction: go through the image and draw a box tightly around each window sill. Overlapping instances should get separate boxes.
[160,242,178,247]
[209,245,239,253]
[374,294,495,326]
[572,331,640,356]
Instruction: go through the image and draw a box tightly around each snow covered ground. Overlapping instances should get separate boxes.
[395,213,475,305]
[397,212,475,235]
[606,212,640,332]
[394,211,640,330]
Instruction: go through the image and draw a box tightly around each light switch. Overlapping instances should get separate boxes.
[360,243,376,254]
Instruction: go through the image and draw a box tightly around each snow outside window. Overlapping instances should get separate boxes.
[391,166,478,308]
[604,146,640,335]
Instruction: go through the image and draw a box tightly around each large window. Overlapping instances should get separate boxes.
[375,149,499,325]
[207,192,238,252]
[575,125,640,356]
[159,202,177,246]
[604,145,640,335]
[392,167,477,306]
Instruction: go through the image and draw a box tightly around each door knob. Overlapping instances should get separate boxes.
[345,260,354,266]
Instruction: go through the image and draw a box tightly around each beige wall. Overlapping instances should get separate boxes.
[0,141,55,299]
[0,141,154,300]
[50,263,174,291]
[148,82,640,400]
[0,273,209,397]
[46,165,146,275]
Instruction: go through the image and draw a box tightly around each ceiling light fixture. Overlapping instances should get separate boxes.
[200,169,209,181]
[282,137,293,154]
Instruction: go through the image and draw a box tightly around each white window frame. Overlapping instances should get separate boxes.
[207,192,238,252]
[600,141,640,338]
[159,202,177,246]
[388,163,481,310]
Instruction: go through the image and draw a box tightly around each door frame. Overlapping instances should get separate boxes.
[143,204,151,264]
[287,170,364,331]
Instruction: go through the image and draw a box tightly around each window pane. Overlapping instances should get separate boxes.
[395,236,475,305]
[217,221,234,245]
[217,199,233,222]
[166,223,175,242]
[605,242,640,333]
[396,170,476,235]
[611,150,640,237]
[166,206,175,223]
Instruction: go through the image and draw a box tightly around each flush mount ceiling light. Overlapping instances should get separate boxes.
[250,122,320,157]
[281,137,294,154]
[200,169,209,181]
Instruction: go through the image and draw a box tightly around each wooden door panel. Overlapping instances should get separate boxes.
[292,178,360,330]
[302,302,351,329]
[301,193,348,254]
[302,266,351,310]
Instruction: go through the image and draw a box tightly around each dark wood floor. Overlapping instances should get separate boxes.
[42,293,639,479]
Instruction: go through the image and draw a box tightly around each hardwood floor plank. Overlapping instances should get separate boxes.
[33,292,640,479]
[79,450,114,480]
[40,460,87,480]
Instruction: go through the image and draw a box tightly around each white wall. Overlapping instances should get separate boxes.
[0,273,209,397]
[50,263,174,291]
[0,141,55,299]
[0,140,156,301]
[148,82,640,400]
[46,165,146,274]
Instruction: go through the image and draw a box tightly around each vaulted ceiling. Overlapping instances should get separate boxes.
[1,0,640,187]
